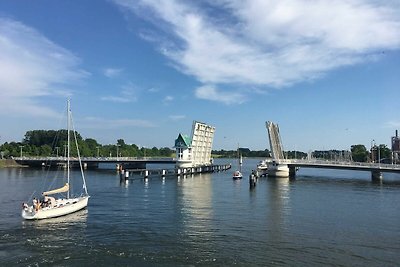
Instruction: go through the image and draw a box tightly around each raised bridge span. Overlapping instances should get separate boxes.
[264,121,400,180]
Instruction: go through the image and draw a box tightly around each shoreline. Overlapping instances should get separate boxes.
[0,159,23,168]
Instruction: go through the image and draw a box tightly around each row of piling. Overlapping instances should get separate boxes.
[118,164,232,180]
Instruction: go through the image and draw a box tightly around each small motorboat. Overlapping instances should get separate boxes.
[233,170,243,179]
[232,145,243,179]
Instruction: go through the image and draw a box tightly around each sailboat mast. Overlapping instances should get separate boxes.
[67,99,70,199]
[237,143,242,172]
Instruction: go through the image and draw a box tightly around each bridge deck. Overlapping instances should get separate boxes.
[282,159,400,173]
[14,156,177,168]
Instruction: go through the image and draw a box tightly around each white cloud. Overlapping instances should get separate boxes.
[113,0,400,98]
[162,95,174,104]
[195,85,246,105]
[0,17,87,116]
[81,116,156,128]
[148,87,160,93]
[169,114,185,121]
[100,82,138,103]
[103,67,123,78]
[100,96,133,103]
[384,121,400,128]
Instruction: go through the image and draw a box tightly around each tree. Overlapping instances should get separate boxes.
[351,144,368,162]
[40,145,52,156]
[372,144,392,163]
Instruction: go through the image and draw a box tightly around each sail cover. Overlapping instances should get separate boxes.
[42,183,69,196]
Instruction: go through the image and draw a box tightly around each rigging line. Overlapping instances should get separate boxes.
[28,190,36,202]
[70,108,89,196]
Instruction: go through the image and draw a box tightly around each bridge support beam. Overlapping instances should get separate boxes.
[289,166,297,178]
[371,170,383,181]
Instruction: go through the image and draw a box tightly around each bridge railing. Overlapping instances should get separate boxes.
[13,156,177,162]
[275,158,400,170]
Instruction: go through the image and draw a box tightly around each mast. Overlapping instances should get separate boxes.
[239,154,242,172]
[67,99,70,199]
[237,143,242,172]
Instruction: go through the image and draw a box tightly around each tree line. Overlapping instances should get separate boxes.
[0,130,174,158]
[0,130,393,163]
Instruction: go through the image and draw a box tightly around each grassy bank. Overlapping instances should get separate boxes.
[0,159,22,168]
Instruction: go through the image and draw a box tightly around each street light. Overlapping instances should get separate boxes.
[371,139,375,163]
[96,146,100,158]
[116,144,120,161]
[19,145,24,158]
[378,145,381,166]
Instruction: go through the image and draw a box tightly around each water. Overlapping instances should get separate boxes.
[1,158,400,266]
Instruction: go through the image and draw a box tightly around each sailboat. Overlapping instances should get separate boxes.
[232,147,243,179]
[22,99,90,220]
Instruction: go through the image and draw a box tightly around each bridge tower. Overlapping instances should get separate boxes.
[266,121,285,160]
[174,121,215,168]
[266,121,291,177]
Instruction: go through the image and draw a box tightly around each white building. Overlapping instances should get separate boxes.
[174,121,215,168]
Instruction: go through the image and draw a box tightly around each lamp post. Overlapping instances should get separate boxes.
[19,145,24,158]
[116,144,120,161]
[378,145,381,166]
[371,139,375,163]
[96,146,100,158]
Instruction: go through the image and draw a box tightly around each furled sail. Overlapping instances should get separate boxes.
[42,183,69,196]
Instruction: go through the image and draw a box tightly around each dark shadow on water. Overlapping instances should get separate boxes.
[292,175,400,187]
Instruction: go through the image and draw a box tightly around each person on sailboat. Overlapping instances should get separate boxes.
[33,198,41,211]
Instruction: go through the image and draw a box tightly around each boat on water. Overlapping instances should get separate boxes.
[22,99,90,220]
[256,159,269,177]
[233,170,243,179]
[233,147,243,179]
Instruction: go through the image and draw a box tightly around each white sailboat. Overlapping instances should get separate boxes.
[233,147,243,179]
[22,99,90,220]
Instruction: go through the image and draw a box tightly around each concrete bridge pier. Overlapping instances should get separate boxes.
[371,170,383,181]
[289,166,297,178]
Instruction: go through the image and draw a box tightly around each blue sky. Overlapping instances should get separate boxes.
[0,0,399,151]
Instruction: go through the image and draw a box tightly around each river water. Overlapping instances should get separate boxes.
[1,158,399,266]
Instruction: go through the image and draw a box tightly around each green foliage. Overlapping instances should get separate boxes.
[371,144,391,163]
[0,131,175,158]
[351,144,368,162]
[212,148,271,158]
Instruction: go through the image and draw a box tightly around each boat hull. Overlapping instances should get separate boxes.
[232,171,243,179]
[22,196,89,220]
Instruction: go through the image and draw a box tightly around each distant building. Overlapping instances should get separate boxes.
[174,121,215,168]
[392,130,400,162]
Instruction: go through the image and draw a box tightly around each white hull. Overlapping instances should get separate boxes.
[256,165,268,176]
[233,170,243,179]
[22,196,89,220]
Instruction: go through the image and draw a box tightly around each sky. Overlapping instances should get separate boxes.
[0,0,399,152]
